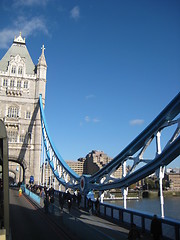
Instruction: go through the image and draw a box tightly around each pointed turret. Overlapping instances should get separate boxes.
[37,45,47,67]
[14,32,26,44]
[37,44,47,80]
[36,44,47,99]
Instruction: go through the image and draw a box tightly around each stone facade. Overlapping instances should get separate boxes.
[0,33,47,184]
[67,150,122,179]
[168,173,180,191]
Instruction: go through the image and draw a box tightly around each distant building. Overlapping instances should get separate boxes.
[66,160,84,176]
[66,150,122,179]
[168,172,180,191]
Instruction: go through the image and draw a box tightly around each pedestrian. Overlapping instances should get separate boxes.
[44,196,49,214]
[88,198,93,215]
[77,192,82,208]
[49,185,55,214]
[73,193,76,205]
[67,195,72,212]
[59,192,64,211]
[44,186,48,198]
[128,223,141,240]
[151,214,162,240]
[95,198,100,215]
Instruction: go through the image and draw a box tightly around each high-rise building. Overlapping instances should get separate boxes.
[0,33,47,184]
[67,150,122,179]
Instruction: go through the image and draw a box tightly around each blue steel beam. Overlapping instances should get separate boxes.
[39,92,180,192]
[39,95,80,188]
[91,135,180,191]
[89,92,180,184]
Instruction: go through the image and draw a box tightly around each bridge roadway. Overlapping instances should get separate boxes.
[10,188,152,240]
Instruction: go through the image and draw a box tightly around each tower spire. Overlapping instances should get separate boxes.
[38,44,47,67]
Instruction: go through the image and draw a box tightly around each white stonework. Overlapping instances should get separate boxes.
[0,33,47,184]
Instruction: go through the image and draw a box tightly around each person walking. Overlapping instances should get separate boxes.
[151,215,162,240]
[59,192,64,211]
[128,223,141,240]
[67,194,72,213]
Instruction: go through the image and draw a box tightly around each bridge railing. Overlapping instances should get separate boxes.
[89,201,180,240]
[23,185,180,240]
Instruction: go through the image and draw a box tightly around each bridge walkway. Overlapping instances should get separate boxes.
[10,188,152,240]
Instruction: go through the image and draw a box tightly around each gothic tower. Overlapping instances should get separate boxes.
[0,33,47,184]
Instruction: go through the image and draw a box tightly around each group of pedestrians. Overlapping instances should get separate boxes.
[43,185,55,214]
[42,187,162,240]
[58,191,72,212]
[43,188,83,214]
[58,191,82,212]
[87,197,100,215]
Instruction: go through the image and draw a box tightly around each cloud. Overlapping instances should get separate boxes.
[86,94,95,100]
[129,119,144,126]
[85,116,90,122]
[0,17,48,49]
[13,0,49,7]
[70,6,80,20]
[84,116,100,123]
[92,118,100,123]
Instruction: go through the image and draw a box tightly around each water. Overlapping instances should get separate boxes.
[105,197,180,221]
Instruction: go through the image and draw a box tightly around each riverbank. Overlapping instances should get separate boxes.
[143,190,180,198]
[100,190,180,200]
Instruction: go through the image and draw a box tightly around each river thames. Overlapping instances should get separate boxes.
[106,196,180,221]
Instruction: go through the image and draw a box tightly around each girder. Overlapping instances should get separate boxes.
[39,95,80,190]
[39,92,180,192]
[88,93,180,186]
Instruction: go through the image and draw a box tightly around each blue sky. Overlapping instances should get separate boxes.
[0,0,179,168]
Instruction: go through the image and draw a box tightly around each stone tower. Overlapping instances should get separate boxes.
[0,33,47,184]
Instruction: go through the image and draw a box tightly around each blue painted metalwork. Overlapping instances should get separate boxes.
[39,92,180,192]
[39,95,80,190]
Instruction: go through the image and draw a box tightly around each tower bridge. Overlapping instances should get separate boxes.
[0,34,180,240]
[0,33,47,185]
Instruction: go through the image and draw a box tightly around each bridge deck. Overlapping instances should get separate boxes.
[10,188,152,240]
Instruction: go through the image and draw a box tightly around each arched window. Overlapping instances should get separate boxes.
[3,79,8,87]
[11,66,16,74]
[24,81,28,89]
[8,106,19,118]
[18,67,23,74]
[26,111,31,119]
[10,79,15,88]
[17,80,21,88]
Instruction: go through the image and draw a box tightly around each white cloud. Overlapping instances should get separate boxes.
[84,116,100,123]
[0,29,15,49]
[129,119,144,126]
[85,116,90,122]
[86,94,95,100]
[13,0,49,7]
[70,6,80,20]
[0,17,48,49]
[18,17,49,36]
[93,118,100,123]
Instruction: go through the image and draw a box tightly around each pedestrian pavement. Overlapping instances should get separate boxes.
[48,200,152,240]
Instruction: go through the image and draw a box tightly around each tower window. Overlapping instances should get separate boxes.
[8,106,19,118]
[19,135,25,143]
[24,81,28,89]
[26,111,31,119]
[11,66,16,74]
[3,79,8,87]
[18,67,23,74]
[10,79,15,88]
[17,80,21,88]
